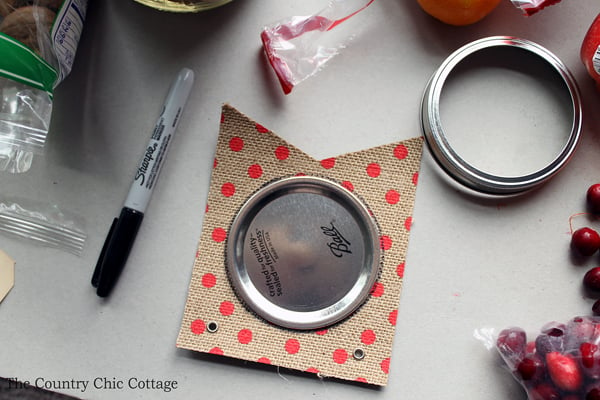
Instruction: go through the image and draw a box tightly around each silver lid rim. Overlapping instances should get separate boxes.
[421,36,583,195]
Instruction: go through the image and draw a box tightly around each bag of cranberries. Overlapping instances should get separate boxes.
[496,317,600,399]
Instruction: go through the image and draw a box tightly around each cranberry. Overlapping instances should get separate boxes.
[580,342,600,380]
[535,323,566,356]
[587,386,600,400]
[572,227,600,256]
[566,316,596,349]
[528,383,561,400]
[593,299,600,316]
[516,355,545,381]
[580,342,598,368]
[497,327,526,365]
[588,184,600,214]
[546,352,583,392]
[584,267,600,297]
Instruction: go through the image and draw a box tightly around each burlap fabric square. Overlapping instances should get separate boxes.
[177,104,423,386]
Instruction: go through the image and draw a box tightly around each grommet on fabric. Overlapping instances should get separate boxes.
[207,321,219,333]
[353,348,366,360]
[421,36,582,195]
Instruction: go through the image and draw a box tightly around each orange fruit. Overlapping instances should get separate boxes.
[417,0,502,26]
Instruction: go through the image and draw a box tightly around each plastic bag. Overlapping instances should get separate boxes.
[261,0,375,94]
[581,13,600,91]
[0,0,88,173]
[511,0,563,16]
[0,198,86,255]
[489,317,600,399]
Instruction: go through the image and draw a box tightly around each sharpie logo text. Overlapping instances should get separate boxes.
[134,143,158,186]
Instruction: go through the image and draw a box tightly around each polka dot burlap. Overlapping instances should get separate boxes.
[177,104,423,386]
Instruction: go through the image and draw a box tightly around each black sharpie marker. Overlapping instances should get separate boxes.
[92,68,194,297]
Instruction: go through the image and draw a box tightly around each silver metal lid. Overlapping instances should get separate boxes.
[421,36,583,195]
[226,176,381,330]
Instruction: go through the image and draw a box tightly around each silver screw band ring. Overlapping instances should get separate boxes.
[421,36,583,195]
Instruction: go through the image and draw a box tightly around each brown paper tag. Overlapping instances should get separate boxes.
[177,105,423,386]
[0,249,15,303]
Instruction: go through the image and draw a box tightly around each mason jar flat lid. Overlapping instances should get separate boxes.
[226,176,381,330]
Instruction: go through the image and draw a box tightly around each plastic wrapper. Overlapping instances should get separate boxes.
[486,317,600,399]
[0,198,86,255]
[261,0,375,94]
[0,0,87,173]
[511,0,563,16]
[581,13,600,91]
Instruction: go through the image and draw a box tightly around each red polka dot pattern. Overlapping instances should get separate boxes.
[238,329,253,344]
[320,158,336,169]
[190,319,205,335]
[366,163,381,178]
[229,137,244,152]
[212,228,227,242]
[285,339,300,354]
[341,181,354,192]
[381,358,391,374]
[361,329,376,345]
[380,235,392,251]
[255,123,269,133]
[221,182,235,197]
[394,144,408,160]
[201,273,216,288]
[275,146,290,160]
[396,263,405,278]
[219,301,235,316]
[177,105,424,387]
[209,347,224,355]
[333,349,348,364]
[248,164,263,179]
[385,190,400,205]
[405,216,413,231]
[388,310,398,326]
[371,282,384,297]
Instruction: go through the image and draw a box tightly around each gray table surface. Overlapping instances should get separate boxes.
[1,0,600,399]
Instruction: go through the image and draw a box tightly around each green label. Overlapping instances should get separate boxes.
[0,33,57,97]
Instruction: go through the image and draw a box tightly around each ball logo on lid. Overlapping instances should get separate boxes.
[321,222,352,258]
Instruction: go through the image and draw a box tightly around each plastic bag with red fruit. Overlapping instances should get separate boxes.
[581,13,600,91]
[510,0,563,16]
[492,317,600,399]
[260,0,375,95]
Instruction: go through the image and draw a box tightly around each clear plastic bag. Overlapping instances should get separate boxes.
[511,0,563,16]
[0,1,88,173]
[484,317,600,399]
[261,0,375,94]
[0,198,86,255]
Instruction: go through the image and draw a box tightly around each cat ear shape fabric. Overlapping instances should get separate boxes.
[177,104,423,386]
